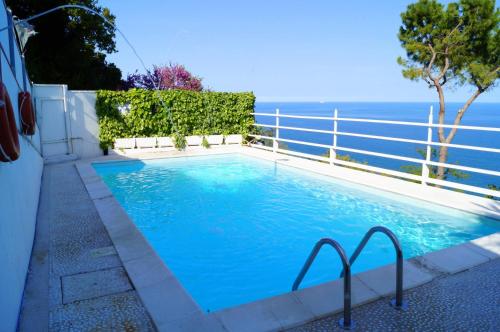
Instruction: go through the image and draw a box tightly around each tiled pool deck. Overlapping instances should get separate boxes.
[19,146,500,331]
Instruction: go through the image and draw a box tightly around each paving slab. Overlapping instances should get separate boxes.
[158,314,227,332]
[92,195,133,232]
[124,252,174,289]
[264,292,315,329]
[215,299,282,332]
[85,179,114,200]
[89,245,117,258]
[137,276,201,326]
[62,267,133,304]
[356,261,434,297]
[417,243,490,274]
[467,232,500,259]
[51,291,154,331]
[294,276,378,320]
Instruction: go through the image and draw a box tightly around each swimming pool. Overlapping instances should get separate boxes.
[93,153,499,312]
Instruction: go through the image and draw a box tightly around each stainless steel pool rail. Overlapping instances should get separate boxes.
[340,226,407,310]
[292,226,407,330]
[292,238,354,330]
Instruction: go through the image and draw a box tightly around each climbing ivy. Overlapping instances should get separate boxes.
[96,89,255,147]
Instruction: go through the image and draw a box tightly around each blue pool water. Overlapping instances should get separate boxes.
[93,154,499,312]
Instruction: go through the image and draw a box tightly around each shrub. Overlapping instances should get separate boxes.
[172,132,187,150]
[201,136,210,149]
[96,89,255,147]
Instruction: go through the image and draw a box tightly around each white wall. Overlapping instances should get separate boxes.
[67,91,101,158]
[34,85,102,160]
[0,3,43,332]
[33,84,70,157]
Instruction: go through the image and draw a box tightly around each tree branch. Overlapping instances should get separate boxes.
[435,82,446,143]
[426,44,437,81]
[437,47,449,82]
[490,66,500,76]
[426,44,447,142]
[445,88,483,143]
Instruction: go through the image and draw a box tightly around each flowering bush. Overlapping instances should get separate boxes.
[122,63,203,91]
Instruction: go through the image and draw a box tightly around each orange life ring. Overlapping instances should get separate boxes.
[0,83,20,162]
[19,91,36,135]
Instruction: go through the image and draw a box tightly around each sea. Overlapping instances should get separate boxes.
[254,102,500,192]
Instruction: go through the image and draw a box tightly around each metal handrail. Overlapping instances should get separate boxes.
[251,112,500,132]
[250,132,500,176]
[292,238,354,330]
[340,226,407,310]
[252,123,500,154]
[248,137,500,197]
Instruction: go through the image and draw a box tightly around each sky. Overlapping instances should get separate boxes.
[100,0,499,103]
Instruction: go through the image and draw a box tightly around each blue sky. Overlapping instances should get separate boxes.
[101,0,499,103]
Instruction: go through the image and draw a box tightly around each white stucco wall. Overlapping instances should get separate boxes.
[0,4,43,332]
[33,84,70,157]
[67,90,101,158]
[34,85,102,160]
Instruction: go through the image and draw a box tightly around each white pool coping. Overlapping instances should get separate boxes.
[76,146,500,331]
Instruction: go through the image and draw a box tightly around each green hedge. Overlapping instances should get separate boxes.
[96,89,255,147]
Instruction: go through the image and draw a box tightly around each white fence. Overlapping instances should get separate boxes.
[250,108,500,198]
[33,84,101,159]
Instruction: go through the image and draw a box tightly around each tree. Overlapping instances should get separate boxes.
[123,64,203,91]
[398,0,499,180]
[401,148,469,181]
[486,184,499,199]
[7,0,121,90]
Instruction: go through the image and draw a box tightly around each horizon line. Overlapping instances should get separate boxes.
[254,99,499,104]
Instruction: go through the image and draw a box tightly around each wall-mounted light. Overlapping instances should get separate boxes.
[13,18,36,52]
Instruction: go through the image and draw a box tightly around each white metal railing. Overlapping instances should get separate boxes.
[250,107,500,198]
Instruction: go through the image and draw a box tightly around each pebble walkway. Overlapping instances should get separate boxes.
[289,258,500,332]
[18,162,155,331]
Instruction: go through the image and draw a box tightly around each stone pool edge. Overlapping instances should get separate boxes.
[89,146,500,220]
[75,150,500,332]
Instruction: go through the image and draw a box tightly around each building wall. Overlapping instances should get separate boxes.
[33,85,70,157]
[0,3,43,332]
[34,85,101,160]
[67,91,101,159]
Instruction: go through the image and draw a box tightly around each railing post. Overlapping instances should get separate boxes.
[330,108,338,165]
[273,108,279,153]
[422,106,433,185]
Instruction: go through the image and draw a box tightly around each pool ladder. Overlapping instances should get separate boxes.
[292,226,407,330]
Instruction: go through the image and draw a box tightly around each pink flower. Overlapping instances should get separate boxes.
[122,63,203,91]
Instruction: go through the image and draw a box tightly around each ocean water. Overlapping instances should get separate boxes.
[93,154,500,312]
[255,102,500,190]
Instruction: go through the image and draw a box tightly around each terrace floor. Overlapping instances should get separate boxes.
[18,161,154,331]
[17,150,500,331]
[291,257,500,331]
